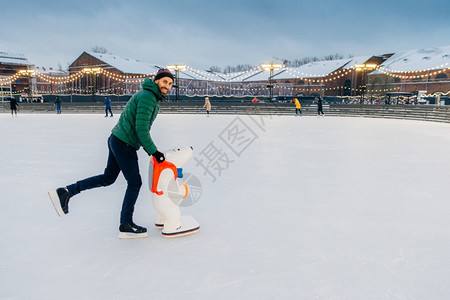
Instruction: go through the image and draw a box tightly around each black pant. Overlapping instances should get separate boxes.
[67,134,142,224]
[105,107,113,116]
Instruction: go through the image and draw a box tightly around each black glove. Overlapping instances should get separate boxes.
[152,150,165,163]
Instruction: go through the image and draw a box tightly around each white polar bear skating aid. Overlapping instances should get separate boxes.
[148,147,200,238]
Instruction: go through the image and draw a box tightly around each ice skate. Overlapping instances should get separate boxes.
[48,187,71,216]
[118,222,148,239]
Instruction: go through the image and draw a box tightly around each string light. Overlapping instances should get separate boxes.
[2,61,449,97]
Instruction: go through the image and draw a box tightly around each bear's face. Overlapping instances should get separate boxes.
[165,147,193,167]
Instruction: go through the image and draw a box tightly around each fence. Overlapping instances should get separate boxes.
[1,101,449,123]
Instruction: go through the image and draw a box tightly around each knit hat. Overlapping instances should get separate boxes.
[154,68,174,81]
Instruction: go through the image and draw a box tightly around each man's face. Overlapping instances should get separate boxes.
[155,77,174,96]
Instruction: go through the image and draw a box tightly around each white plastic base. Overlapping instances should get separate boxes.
[162,216,200,238]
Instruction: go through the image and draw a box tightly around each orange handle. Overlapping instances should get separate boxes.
[150,156,178,195]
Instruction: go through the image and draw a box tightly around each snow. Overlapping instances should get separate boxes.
[343,55,374,70]
[85,51,160,75]
[283,58,352,79]
[0,53,29,66]
[377,45,450,73]
[1,113,450,299]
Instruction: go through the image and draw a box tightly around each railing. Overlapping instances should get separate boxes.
[1,102,449,123]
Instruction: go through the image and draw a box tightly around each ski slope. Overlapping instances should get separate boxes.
[1,113,450,299]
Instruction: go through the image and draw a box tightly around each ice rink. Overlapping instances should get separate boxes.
[1,112,450,299]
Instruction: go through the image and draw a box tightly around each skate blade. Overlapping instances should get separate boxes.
[118,232,148,239]
[162,226,200,238]
[155,223,164,229]
[48,191,64,217]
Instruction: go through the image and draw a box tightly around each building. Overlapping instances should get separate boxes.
[2,45,449,102]
[68,51,159,95]
[0,51,32,101]
[369,45,450,97]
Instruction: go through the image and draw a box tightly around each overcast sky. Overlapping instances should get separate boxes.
[1,0,449,71]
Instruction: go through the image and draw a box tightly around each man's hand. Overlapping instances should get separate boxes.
[152,150,165,163]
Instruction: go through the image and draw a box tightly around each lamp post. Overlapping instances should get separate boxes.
[354,63,377,104]
[167,64,186,102]
[19,69,36,98]
[261,63,283,101]
[82,67,102,101]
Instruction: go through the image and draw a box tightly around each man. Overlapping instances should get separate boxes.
[49,69,174,239]
[104,95,113,117]
[55,96,62,114]
[10,97,19,116]
[317,96,324,116]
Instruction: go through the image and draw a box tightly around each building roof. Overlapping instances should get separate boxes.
[376,45,450,73]
[342,55,375,69]
[84,51,160,75]
[35,66,69,75]
[282,58,352,79]
[0,51,30,66]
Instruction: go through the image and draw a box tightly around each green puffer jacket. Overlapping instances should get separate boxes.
[111,78,162,155]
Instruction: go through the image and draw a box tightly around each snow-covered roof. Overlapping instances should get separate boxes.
[376,45,450,73]
[280,58,353,79]
[85,52,160,75]
[35,66,68,75]
[181,57,370,83]
[0,51,30,66]
[179,67,225,81]
[342,55,374,69]
[242,69,283,82]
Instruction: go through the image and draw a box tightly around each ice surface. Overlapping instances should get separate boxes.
[1,113,450,299]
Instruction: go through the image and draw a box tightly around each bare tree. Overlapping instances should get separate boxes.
[323,53,344,61]
[208,66,222,73]
[281,53,352,67]
[223,64,254,74]
[91,46,108,54]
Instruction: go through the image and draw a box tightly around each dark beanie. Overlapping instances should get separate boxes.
[154,68,174,81]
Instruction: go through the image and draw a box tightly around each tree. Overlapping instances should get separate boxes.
[279,53,352,67]
[208,66,222,73]
[323,53,344,61]
[91,46,108,54]
[223,64,254,74]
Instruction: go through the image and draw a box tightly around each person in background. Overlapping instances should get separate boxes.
[293,98,302,116]
[10,97,19,117]
[104,96,113,117]
[317,96,324,116]
[203,96,211,116]
[55,96,62,114]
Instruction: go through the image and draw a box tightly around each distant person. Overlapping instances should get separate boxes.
[203,96,211,116]
[55,96,62,114]
[10,97,19,117]
[293,98,302,116]
[104,96,113,117]
[48,68,174,239]
[317,97,324,116]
